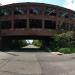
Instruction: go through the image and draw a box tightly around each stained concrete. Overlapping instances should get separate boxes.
[0,52,75,75]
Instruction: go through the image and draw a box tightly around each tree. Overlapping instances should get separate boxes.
[18,40,28,48]
[54,31,74,50]
[32,40,45,48]
[11,40,28,49]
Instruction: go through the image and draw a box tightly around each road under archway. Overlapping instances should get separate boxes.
[1,36,54,52]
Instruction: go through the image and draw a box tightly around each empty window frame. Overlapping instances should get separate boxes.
[0,21,11,29]
[45,7,56,16]
[0,8,11,16]
[70,13,75,19]
[61,22,69,30]
[70,24,75,31]
[14,19,27,28]
[29,7,42,15]
[14,7,27,15]
[58,11,69,18]
[29,19,42,28]
[45,20,56,29]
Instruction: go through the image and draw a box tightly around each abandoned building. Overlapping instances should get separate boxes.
[0,2,75,49]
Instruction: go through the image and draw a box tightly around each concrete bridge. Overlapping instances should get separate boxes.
[0,2,75,49]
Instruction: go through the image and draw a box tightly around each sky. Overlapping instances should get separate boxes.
[0,0,75,10]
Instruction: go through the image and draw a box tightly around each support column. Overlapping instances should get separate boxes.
[56,10,59,30]
[44,38,54,50]
[42,6,45,29]
[11,6,14,29]
[42,18,44,29]
[0,37,2,50]
[1,37,12,50]
[27,19,29,29]
[27,5,29,29]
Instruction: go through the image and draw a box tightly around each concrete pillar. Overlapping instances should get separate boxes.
[11,6,14,29]
[44,38,54,49]
[27,5,29,29]
[42,6,45,29]
[0,37,2,50]
[1,37,12,50]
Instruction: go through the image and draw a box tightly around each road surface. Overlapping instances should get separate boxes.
[0,51,75,75]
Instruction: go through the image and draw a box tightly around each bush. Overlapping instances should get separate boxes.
[53,47,60,52]
[58,48,71,54]
[46,48,51,52]
[71,48,75,53]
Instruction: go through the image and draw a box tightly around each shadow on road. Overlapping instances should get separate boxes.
[0,48,47,52]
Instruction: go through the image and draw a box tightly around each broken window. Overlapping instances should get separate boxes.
[70,13,75,19]
[45,20,56,29]
[61,22,69,30]
[70,24,75,31]
[14,7,27,15]
[45,7,56,16]
[29,19,42,28]
[29,7,42,14]
[0,21,11,29]
[14,19,27,28]
[0,8,11,16]
[58,11,69,18]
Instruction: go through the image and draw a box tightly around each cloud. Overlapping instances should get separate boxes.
[1,0,75,11]
[18,0,37,2]
[0,0,19,5]
[0,0,45,5]
[0,0,38,5]
[65,0,75,10]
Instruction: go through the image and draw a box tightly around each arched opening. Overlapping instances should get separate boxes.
[1,36,54,52]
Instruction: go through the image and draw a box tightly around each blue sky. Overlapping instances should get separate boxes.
[0,0,75,10]
[18,0,66,7]
[41,0,66,7]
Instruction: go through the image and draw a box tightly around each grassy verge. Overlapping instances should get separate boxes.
[47,47,75,54]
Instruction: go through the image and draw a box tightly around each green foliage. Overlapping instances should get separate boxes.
[18,40,28,47]
[54,31,74,48]
[32,40,44,48]
[71,48,75,53]
[11,40,28,49]
[58,47,75,54]
[58,48,71,54]
[32,40,40,47]
[46,48,51,52]
[53,31,75,53]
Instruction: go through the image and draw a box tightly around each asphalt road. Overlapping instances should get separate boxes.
[0,51,75,75]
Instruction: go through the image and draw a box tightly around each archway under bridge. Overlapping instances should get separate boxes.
[1,36,54,52]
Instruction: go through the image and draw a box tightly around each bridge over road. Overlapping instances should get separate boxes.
[0,2,75,49]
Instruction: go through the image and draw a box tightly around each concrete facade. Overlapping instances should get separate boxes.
[0,2,75,49]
